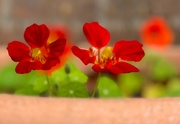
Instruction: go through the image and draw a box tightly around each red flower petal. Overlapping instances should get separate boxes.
[92,64,108,73]
[7,41,30,62]
[24,24,49,48]
[42,57,60,70]
[49,38,66,56]
[113,40,145,62]
[71,46,96,65]
[32,61,43,70]
[16,60,32,74]
[83,22,110,49]
[16,59,43,74]
[110,62,139,74]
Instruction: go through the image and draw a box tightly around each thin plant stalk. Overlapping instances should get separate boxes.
[91,73,101,98]
[45,74,53,96]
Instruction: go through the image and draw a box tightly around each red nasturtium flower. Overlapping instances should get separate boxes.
[140,17,174,47]
[72,22,145,74]
[7,24,66,74]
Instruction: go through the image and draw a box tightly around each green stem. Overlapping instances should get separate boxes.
[45,74,53,97]
[91,73,101,98]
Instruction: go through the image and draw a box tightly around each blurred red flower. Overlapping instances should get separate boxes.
[7,24,66,74]
[140,17,174,47]
[72,22,145,74]
[47,25,72,74]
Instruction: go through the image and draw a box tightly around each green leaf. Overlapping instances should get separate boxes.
[57,82,89,98]
[118,73,143,97]
[0,64,38,93]
[150,57,177,81]
[33,76,49,93]
[66,62,88,83]
[51,67,67,84]
[68,71,88,84]
[52,62,89,97]
[15,87,39,96]
[98,75,123,98]
[166,78,180,97]
[51,61,88,85]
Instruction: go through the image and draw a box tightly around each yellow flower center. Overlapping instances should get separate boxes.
[30,47,48,64]
[94,46,113,67]
[100,47,113,61]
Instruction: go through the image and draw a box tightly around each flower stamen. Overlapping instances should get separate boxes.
[30,47,48,64]
[99,46,113,67]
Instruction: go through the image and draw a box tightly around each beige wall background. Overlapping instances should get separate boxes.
[0,0,180,45]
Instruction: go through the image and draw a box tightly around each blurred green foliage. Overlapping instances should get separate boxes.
[0,64,38,94]
[117,52,180,98]
[118,73,144,97]
[1,52,180,98]
[0,62,89,97]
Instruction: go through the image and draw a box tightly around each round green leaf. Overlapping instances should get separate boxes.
[98,75,123,98]
[68,71,88,84]
[57,82,89,98]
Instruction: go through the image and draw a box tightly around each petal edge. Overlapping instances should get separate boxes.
[113,40,145,62]
[83,22,110,49]
[71,46,95,65]
[7,41,30,62]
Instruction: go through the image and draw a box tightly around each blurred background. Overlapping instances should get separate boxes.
[1,0,180,45]
[1,0,180,98]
